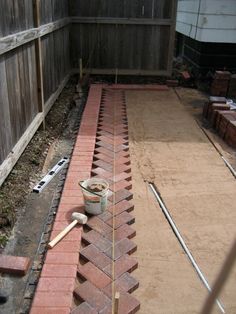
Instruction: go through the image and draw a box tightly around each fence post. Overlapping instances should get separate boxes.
[33,0,45,129]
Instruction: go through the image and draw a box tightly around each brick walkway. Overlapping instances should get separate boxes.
[30,84,168,314]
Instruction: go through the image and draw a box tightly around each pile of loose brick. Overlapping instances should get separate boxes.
[203,96,236,148]
[211,71,236,98]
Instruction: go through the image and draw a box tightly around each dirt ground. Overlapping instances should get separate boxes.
[126,89,236,314]
[0,78,86,313]
[0,77,78,247]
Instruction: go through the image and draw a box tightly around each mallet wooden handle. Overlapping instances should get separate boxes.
[48,220,78,249]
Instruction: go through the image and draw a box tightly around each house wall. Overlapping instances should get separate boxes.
[176,0,236,43]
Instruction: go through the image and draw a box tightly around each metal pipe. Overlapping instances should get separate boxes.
[221,156,236,179]
[149,183,225,314]
[195,119,236,181]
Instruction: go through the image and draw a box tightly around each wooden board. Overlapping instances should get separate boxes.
[71,23,171,74]
[70,0,177,75]
[0,0,34,37]
[70,0,173,19]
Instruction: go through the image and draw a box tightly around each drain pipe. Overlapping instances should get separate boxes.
[149,182,225,314]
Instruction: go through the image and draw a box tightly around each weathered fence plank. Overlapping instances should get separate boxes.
[0,0,70,186]
[70,0,177,75]
[0,57,13,164]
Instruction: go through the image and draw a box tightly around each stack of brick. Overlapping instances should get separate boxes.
[216,111,236,143]
[202,96,230,126]
[228,74,236,98]
[202,96,236,149]
[225,121,236,148]
[211,71,231,96]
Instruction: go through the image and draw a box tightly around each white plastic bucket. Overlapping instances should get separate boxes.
[80,178,109,215]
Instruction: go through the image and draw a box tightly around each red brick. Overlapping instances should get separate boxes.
[0,255,30,276]
[86,216,113,236]
[66,172,90,180]
[110,83,168,91]
[80,245,111,270]
[48,240,81,253]
[93,160,113,172]
[181,71,191,80]
[74,281,111,312]
[107,200,133,216]
[70,152,93,158]
[101,118,126,124]
[111,172,132,183]
[71,302,97,314]
[69,165,92,172]
[114,164,131,173]
[59,195,84,205]
[103,254,138,279]
[97,136,114,145]
[41,264,77,278]
[82,230,112,252]
[77,262,112,289]
[107,224,136,242]
[106,211,135,229]
[166,79,178,87]
[114,144,129,153]
[30,307,70,314]
[97,130,115,140]
[96,141,114,151]
[104,238,137,260]
[94,147,114,158]
[70,159,93,166]
[62,189,82,197]
[97,210,113,222]
[102,273,139,298]
[91,167,112,178]
[45,252,79,265]
[56,203,85,213]
[98,126,128,136]
[31,291,73,308]
[54,210,81,223]
[108,189,133,204]
[37,277,75,292]
[117,292,140,314]
[99,305,112,314]
[115,150,130,158]
[110,180,132,192]
[94,153,113,164]
[114,156,130,166]
[63,181,84,190]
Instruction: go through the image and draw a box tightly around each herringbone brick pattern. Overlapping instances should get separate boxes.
[74,89,139,313]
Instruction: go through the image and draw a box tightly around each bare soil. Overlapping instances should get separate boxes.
[126,88,236,314]
[0,77,78,248]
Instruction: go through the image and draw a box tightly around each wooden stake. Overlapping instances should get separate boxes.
[114,291,120,314]
[33,0,45,130]
[79,58,83,80]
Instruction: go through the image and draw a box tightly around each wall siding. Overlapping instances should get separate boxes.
[176,0,236,43]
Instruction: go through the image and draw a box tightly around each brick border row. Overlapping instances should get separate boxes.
[30,85,102,314]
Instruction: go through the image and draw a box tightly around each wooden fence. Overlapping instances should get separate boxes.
[70,0,177,75]
[0,0,177,186]
[0,0,71,186]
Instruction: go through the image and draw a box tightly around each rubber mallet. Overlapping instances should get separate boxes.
[48,212,88,249]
